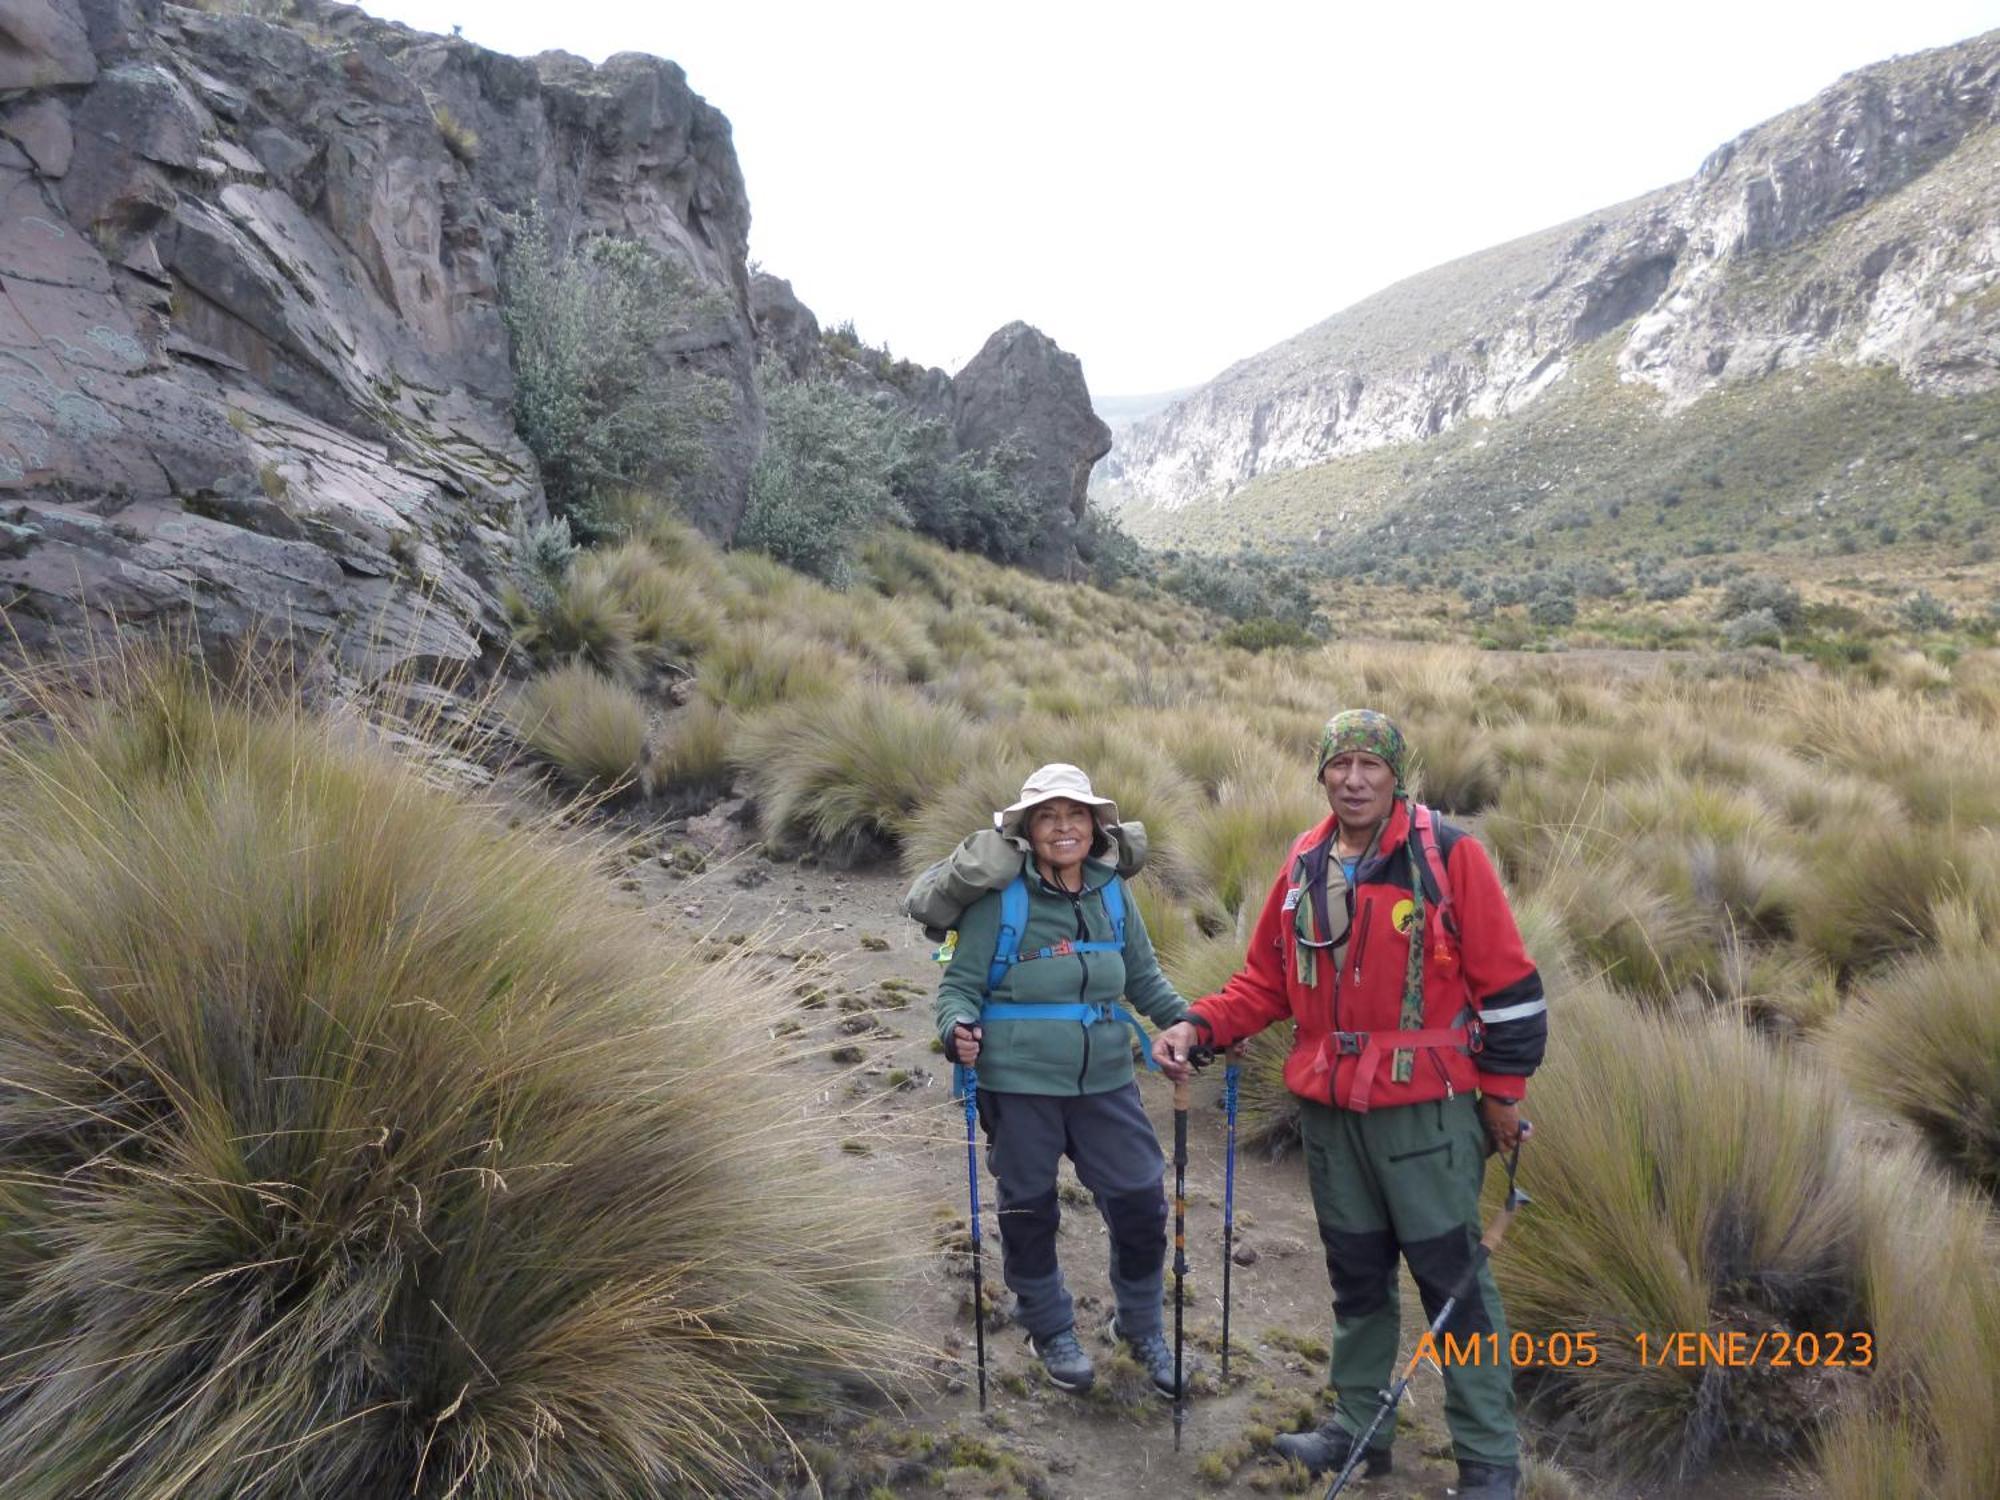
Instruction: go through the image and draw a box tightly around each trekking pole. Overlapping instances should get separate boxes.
[1324,1123,1533,1500]
[1172,1071,1191,1451]
[1221,1056,1240,1384]
[956,1063,988,1411]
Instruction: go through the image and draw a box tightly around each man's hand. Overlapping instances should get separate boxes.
[1477,1094,1523,1155]
[1152,1021,1203,1081]
[947,1022,982,1067]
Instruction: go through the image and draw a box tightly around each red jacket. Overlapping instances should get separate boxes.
[1190,799,1545,1112]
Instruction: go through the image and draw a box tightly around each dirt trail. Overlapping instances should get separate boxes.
[606,832,1813,1500]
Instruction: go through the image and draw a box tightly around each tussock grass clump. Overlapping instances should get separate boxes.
[505,560,641,685]
[1496,984,1860,1477]
[1829,948,2000,1194]
[1814,1145,2000,1500]
[654,698,734,797]
[0,659,909,1497]
[588,541,721,665]
[511,660,650,791]
[698,623,848,711]
[733,689,975,861]
[1407,713,1502,813]
[1189,781,1323,918]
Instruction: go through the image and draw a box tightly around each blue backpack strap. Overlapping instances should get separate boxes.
[1101,875,1127,944]
[986,875,1029,995]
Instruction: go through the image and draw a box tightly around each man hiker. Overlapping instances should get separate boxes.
[1152,710,1547,1500]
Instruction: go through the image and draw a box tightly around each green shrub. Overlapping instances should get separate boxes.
[1901,589,1956,632]
[1718,574,1804,628]
[890,420,1040,566]
[739,369,900,587]
[511,661,650,792]
[1723,607,1784,649]
[499,209,727,532]
[0,658,908,1497]
[1218,616,1318,652]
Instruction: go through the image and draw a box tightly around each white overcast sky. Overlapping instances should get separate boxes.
[361,1,1999,396]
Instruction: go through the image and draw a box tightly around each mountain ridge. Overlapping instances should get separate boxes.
[1103,28,2000,554]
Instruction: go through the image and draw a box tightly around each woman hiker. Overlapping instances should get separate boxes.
[934,762,1195,1398]
[1151,710,1548,1500]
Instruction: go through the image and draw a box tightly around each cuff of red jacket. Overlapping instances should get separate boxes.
[1476,1071,1529,1102]
[1186,1009,1218,1044]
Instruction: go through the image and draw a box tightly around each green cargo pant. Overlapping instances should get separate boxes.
[1299,1093,1517,1468]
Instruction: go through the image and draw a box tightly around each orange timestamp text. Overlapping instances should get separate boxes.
[1413,1329,1874,1369]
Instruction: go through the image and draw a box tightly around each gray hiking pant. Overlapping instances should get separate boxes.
[976,1082,1169,1341]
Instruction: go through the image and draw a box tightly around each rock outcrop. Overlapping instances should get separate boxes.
[1,0,758,669]
[1108,28,2000,518]
[951,321,1111,577]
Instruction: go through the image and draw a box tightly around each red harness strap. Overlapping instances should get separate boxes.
[1333,1025,1479,1112]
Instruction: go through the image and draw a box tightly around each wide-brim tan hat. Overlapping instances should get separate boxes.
[995,762,1119,839]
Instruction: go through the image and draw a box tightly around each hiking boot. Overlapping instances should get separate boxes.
[1271,1418,1392,1478]
[1028,1327,1095,1392]
[1108,1314,1194,1398]
[1454,1460,1520,1499]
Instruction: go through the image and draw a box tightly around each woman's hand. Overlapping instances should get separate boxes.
[1151,1021,1203,1081]
[947,1022,982,1066]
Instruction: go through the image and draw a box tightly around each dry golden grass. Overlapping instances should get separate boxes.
[510,659,650,792]
[0,653,917,1496]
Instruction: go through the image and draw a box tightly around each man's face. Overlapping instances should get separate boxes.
[1321,751,1397,830]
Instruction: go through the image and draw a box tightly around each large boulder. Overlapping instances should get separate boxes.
[952,321,1112,578]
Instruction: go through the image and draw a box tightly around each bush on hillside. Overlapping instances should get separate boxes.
[1718,574,1804,629]
[1076,500,1149,587]
[1723,607,1784,650]
[891,419,1041,566]
[0,657,907,1497]
[740,369,902,587]
[499,209,728,534]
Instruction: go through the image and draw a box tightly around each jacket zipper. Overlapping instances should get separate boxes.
[1352,897,1373,984]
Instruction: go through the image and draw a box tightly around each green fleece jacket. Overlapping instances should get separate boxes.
[933,854,1189,1095]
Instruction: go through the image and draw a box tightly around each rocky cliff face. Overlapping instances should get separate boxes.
[1107,28,2000,519]
[0,0,759,669]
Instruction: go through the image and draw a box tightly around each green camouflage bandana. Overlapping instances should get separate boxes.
[1313,709,1408,788]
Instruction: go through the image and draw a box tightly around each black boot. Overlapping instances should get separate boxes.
[1455,1460,1520,1499]
[1271,1419,1392,1478]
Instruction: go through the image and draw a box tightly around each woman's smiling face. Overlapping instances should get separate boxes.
[1026,797,1094,878]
